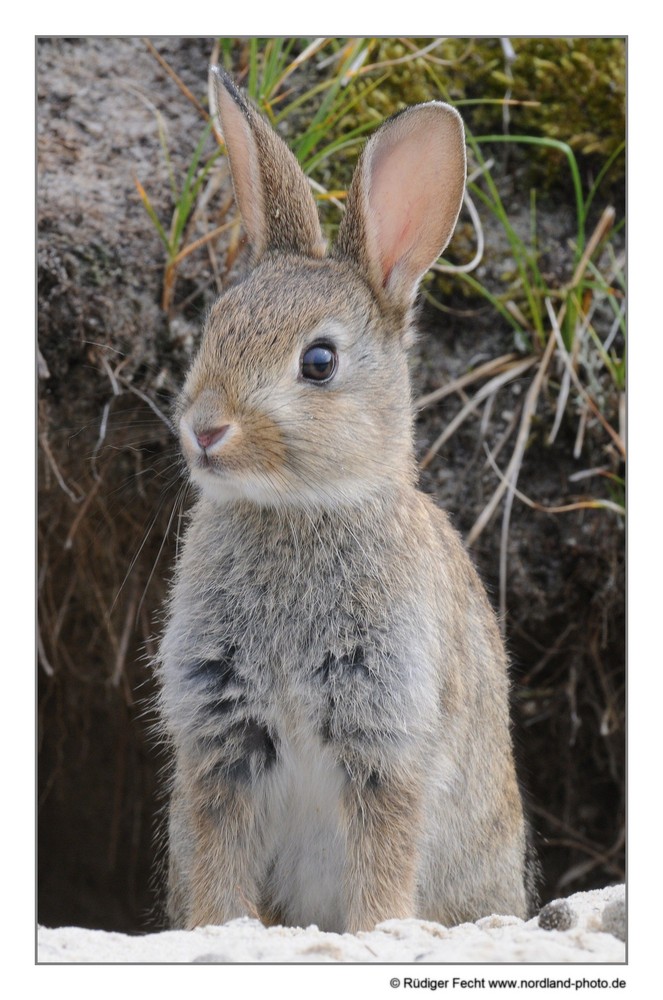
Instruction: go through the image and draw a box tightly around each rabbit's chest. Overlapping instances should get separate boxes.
[161,507,437,775]
[169,575,394,739]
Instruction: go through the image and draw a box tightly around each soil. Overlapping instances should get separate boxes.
[37,37,625,934]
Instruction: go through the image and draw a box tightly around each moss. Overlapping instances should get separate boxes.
[502,39,625,157]
[320,38,624,195]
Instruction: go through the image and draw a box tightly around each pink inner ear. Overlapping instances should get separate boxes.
[369,143,430,283]
[375,198,425,288]
[215,83,266,255]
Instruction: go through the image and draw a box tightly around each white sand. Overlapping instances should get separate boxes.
[38,884,624,964]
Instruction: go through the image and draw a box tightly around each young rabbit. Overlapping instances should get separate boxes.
[157,66,535,933]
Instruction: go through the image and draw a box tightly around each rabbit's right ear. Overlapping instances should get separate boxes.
[210,67,326,261]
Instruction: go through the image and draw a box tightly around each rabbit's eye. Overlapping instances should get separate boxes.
[301,343,337,383]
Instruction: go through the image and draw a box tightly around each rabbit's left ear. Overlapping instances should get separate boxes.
[334,103,466,316]
[211,66,326,261]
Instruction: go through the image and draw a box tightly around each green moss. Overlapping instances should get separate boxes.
[504,38,625,158]
[322,38,625,193]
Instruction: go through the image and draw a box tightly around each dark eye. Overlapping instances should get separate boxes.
[301,343,337,383]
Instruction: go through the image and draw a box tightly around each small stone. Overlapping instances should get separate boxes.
[538,899,578,931]
[191,952,233,963]
[601,899,626,942]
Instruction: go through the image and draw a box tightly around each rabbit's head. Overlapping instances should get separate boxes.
[177,68,466,510]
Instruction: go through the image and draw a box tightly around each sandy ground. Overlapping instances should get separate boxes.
[38,884,625,964]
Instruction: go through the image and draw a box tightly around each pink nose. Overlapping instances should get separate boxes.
[195,425,229,450]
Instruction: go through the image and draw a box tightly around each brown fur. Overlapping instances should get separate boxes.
[342,778,423,933]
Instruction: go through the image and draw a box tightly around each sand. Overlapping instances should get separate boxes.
[38,884,625,964]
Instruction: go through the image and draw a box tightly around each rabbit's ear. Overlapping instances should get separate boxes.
[335,103,466,316]
[211,67,326,260]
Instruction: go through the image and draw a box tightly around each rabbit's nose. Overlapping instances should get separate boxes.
[195,425,230,451]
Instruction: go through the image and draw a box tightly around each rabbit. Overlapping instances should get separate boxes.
[156,65,536,934]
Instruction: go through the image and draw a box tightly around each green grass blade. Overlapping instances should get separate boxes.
[134,176,171,254]
[475,134,586,261]
[299,75,388,171]
[292,39,369,163]
[171,120,215,251]
[468,178,545,342]
[247,37,259,100]
[303,120,378,174]
[585,140,625,216]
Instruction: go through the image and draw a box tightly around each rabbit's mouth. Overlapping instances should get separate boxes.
[186,442,236,483]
